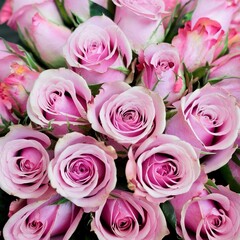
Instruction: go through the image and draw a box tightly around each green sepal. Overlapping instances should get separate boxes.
[89,83,102,96]
[51,197,69,205]
[54,0,74,27]
[111,66,130,75]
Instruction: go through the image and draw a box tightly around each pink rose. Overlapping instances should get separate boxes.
[231,8,240,32]
[27,68,91,136]
[138,43,185,105]
[0,125,51,198]
[172,18,224,72]
[191,0,239,33]
[209,51,240,104]
[87,81,166,145]
[0,40,39,123]
[91,189,169,240]
[64,0,107,22]
[126,134,201,203]
[166,84,240,173]
[3,194,83,240]
[112,0,165,52]
[63,15,132,85]
[0,0,11,24]
[2,0,71,68]
[48,132,117,212]
[171,182,240,240]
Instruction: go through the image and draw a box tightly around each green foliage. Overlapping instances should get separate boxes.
[219,163,240,193]
[89,84,102,96]
[89,1,114,19]
[54,0,73,27]
[164,2,193,43]
[160,201,183,240]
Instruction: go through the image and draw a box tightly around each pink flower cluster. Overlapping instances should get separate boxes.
[0,0,239,239]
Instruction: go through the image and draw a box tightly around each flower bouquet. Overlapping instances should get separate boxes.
[0,0,239,239]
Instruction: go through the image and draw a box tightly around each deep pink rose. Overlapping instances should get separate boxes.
[126,134,201,203]
[64,0,107,22]
[191,0,239,33]
[171,180,240,240]
[138,43,185,105]
[88,81,166,145]
[48,132,117,212]
[63,15,132,85]
[1,0,71,68]
[0,125,51,199]
[27,68,92,136]
[3,194,83,240]
[172,18,224,72]
[91,189,169,240]
[112,0,165,52]
[166,84,240,173]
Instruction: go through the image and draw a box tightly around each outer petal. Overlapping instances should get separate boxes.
[30,13,71,68]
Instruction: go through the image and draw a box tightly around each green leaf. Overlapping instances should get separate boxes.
[160,201,177,230]
[89,84,102,96]
[219,164,240,193]
[192,64,211,80]
[231,152,240,167]
[89,1,114,19]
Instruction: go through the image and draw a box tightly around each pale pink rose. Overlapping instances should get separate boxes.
[87,81,166,146]
[126,134,201,203]
[231,8,240,32]
[209,51,240,104]
[3,194,83,240]
[63,15,132,85]
[3,0,71,68]
[0,82,19,123]
[27,68,91,136]
[171,183,240,240]
[191,0,239,33]
[112,0,165,52]
[48,132,117,212]
[0,125,51,199]
[64,0,107,22]
[0,40,39,122]
[138,43,185,105]
[91,189,169,240]
[172,18,224,72]
[3,64,39,114]
[166,84,240,173]
[0,39,39,82]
